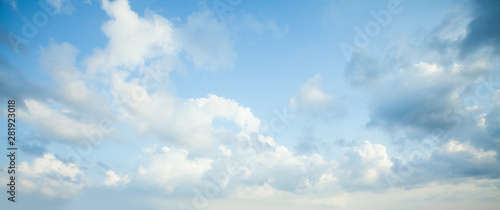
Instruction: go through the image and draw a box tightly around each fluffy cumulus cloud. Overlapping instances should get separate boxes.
[338,141,393,190]
[289,74,335,115]
[84,0,177,75]
[18,153,86,199]
[39,42,114,120]
[133,132,345,208]
[248,137,338,192]
[103,170,130,187]
[175,10,237,70]
[167,133,345,208]
[84,0,236,75]
[128,93,262,151]
[137,146,213,193]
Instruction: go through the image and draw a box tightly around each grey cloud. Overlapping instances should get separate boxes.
[367,81,462,137]
[344,51,383,87]
[293,125,320,155]
[391,142,500,189]
[460,0,500,57]
[341,0,500,186]
[485,91,500,147]
[0,56,47,108]
[346,0,499,141]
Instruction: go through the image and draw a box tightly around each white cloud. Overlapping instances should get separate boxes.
[133,133,340,198]
[19,153,86,198]
[414,62,443,76]
[103,170,130,187]
[137,146,213,193]
[227,134,339,193]
[39,42,114,119]
[85,0,236,75]
[254,144,333,173]
[289,74,337,115]
[21,153,82,180]
[20,99,105,144]
[339,141,393,188]
[295,172,341,195]
[176,10,237,70]
[123,92,261,150]
[438,139,497,163]
[78,0,246,152]
[84,0,177,75]
[219,144,232,156]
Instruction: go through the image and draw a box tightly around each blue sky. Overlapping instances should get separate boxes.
[1,0,500,209]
